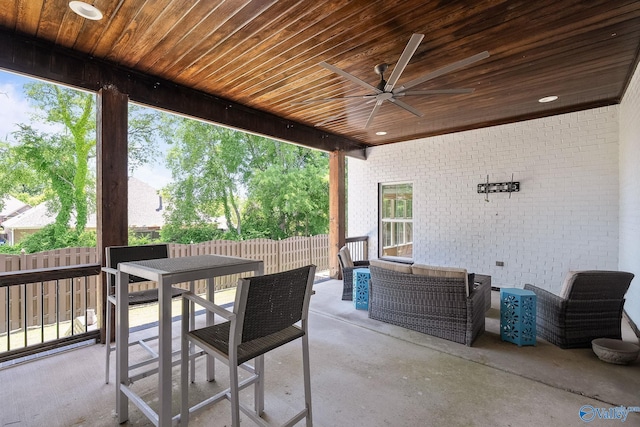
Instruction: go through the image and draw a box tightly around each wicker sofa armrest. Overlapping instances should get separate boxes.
[470,280,487,305]
[466,280,487,345]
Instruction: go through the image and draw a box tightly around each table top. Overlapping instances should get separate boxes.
[117,254,263,285]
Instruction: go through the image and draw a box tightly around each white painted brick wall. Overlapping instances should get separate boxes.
[620,63,640,328]
[348,107,620,294]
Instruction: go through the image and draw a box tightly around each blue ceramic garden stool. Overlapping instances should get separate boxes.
[352,268,370,310]
[500,288,537,346]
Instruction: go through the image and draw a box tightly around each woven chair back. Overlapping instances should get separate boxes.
[240,265,314,343]
[565,271,634,301]
[105,244,169,287]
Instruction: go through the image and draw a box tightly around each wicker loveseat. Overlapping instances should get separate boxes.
[368,259,488,346]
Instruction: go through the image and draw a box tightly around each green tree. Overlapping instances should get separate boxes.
[162,119,248,236]
[2,83,95,237]
[243,145,329,239]
[162,117,329,240]
[0,81,161,249]
[0,140,46,209]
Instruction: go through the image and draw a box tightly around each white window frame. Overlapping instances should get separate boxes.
[379,182,413,261]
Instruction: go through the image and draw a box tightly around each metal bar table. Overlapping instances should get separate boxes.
[115,254,264,426]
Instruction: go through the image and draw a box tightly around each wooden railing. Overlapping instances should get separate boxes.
[0,234,368,362]
[346,236,369,263]
[0,264,101,363]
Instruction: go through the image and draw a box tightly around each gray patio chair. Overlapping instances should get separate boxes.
[338,245,370,300]
[524,270,634,349]
[102,244,188,384]
[180,265,316,427]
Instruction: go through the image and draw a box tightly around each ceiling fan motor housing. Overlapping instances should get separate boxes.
[374,63,389,90]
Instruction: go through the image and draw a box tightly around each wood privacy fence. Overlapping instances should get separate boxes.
[0,236,332,335]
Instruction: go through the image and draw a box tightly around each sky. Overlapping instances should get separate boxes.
[0,69,172,189]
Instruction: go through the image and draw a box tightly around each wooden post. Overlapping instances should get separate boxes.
[96,85,129,343]
[329,151,346,278]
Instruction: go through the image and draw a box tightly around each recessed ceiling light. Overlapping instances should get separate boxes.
[69,1,103,20]
[375,131,387,136]
[538,95,558,103]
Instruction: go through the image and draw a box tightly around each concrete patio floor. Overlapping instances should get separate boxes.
[1,278,639,427]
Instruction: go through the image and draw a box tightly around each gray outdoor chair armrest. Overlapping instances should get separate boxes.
[102,266,118,275]
[182,292,236,320]
[524,283,567,325]
[524,284,565,306]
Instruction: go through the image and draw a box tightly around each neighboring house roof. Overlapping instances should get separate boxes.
[0,195,30,223]
[2,203,50,229]
[2,177,165,230]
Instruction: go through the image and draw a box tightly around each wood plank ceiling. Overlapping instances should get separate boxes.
[1,0,639,151]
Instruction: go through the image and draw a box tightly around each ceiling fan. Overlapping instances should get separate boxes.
[303,34,490,129]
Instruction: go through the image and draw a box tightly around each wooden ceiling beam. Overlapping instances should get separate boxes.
[0,29,367,159]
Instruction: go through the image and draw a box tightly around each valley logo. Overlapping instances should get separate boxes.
[579,405,640,423]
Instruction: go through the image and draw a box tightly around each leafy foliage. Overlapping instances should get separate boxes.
[161,117,329,241]
[159,223,232,244]
[12,224,97,253]
[0,81,162,251]
[1,81,330,251]
[244,148,329,239]
[162,120,245,236]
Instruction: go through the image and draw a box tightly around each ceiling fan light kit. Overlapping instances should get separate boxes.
[310,33,490,129]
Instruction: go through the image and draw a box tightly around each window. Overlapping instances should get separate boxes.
[379,183,413,259]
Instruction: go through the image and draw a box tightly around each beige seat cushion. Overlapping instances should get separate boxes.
[370,258,412,274]
[559,271,578,300]
[412,264,470,296]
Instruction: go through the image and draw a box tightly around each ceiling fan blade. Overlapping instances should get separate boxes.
[384,33,424,92]
[388,98,424,117]
[319,61,382,93]
[292,94,376,105]
[396,88,475,96]
[365,100,384,129]
[394,51,490,93]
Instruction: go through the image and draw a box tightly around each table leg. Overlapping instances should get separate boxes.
[158,277,173,427]
[189,280,196,383]
[206,277,215,382]
[116,270,129,423]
